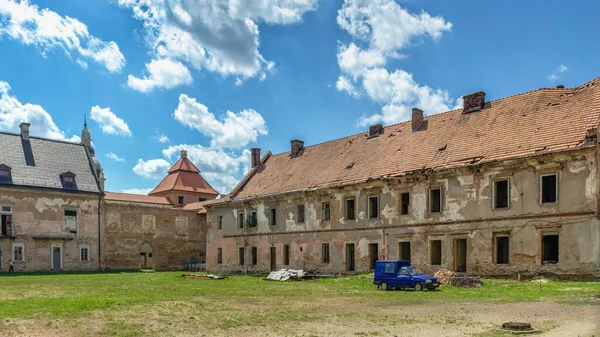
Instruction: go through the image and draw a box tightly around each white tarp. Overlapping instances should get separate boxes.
[265,268,305,281]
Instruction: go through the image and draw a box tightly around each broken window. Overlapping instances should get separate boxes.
[218,216,222,230]
[238,212,244,229]
[495,236,510,264]
[80,246,89,261]
[249,211,257,228]
[429,188,442,213]
[297,205,305,223]
[400,193,410,215]
[430,240,442,265]
[494,179,510,209]
[398,241,411,262]
[541,173,558,204]
[13,243,24,261]
[269,208,276,226]
[178,196,184,205]
[283,244,290,265]
[542,234,559,264]
[217,248,222,264]
[251,247,258,265]
[368,195,379,219]
[322,243,330,263]
[238,247,245,265]
[346,198,355,220]
[64,210,77,233]
[322,202,330,221]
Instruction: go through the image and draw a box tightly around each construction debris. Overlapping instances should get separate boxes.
[182,273,227,280]
[264,269,316,281]
[433,269,484,288]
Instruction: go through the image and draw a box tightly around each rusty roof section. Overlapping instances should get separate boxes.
[229,76,600,201]
[104,192,171,205]
[149,155,219,196]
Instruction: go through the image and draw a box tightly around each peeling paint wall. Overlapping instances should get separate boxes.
[206,150,600,276]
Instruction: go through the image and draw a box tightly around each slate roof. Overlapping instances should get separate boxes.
[229,76,600,201]
[0,132,101,193]
[149,156,219,196]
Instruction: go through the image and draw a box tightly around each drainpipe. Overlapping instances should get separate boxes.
[97,193,102,270]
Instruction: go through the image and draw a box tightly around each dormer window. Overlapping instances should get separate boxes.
[60,172,78,190]
[0,164,12,184]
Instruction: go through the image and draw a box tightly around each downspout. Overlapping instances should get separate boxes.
[98,193,102,271]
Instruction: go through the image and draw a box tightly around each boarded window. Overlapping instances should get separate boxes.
[322,202,330,221]
[269,208,276,226]
[346,198,355,220]
[322,243,330,263]
[238,247,245,265]
[251,247,258,265]
[64,210,77,233]
[399,241,411,262]
[297,205,305,223]
[401,192,410,215]
[218,216,223,230]
[430,188,442,213]
[217,248,222,264]
[542,234,559,264]
[80,247,89,261]
[249,211,257,228]
[368,196,379,219]
[494,179,510,209]
[495,236,509,264]
[238,212,244,229]
[430,240,442,265]
[283,244,290,265]
[541,174,558,203]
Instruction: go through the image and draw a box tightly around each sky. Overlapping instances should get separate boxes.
[0,0,599,195]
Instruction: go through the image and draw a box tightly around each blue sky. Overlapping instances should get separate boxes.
[0,0,599,195]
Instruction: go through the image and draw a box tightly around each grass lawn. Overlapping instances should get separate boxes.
[0,272,598,336]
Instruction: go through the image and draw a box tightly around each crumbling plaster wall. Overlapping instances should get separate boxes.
[0,187,100,272]
[103,201,205,271]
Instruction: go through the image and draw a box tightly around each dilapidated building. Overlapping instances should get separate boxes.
[205,76,600,277]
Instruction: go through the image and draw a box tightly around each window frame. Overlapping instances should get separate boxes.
[322,202,331,221]
[493,234,510,265]
[63,208,78,233]
[217,215,223,230]
[269,208,276,226]
[12,242,24,262]
[238,247,245,265]
[541,233,559,265]
[283,244,290,265]
[429,239,442,265]
[1,205,12,214]
[249,211,258,228]
[540,173,559,205]
[80,244,90,261]
[367,195,380,219]
[178,196,184,205]
[493,178,511,210]
[321,243,330,264]
[297,204,305,223]
[0,164,12,183]
[217,247,223,264]
[237,212,245,229]
[345,198,356,221]
[429,187,443,214]
[251,246,258,265]
[400,192,410,215]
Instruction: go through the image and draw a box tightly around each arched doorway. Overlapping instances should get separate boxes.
[140,243,153,269]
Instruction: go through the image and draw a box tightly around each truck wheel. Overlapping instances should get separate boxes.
[380,282,388,291]
[414,282,423,292]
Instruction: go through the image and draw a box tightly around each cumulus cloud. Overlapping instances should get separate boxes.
[117,0,317,88]
[0,80,79,141]
[121,187,153,195]
[158,134,169,143]
[336,75,360,98]
[90,106,132,137]
[132,158,171,179]
[173,94,267,149]
[547,64,568,82]
[127,58,193,92]
[106,152,125,163]
[0,0,125,72]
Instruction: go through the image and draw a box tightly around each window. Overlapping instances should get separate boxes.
[217,248,222,264]
[178,196,184,205]
[322,202,330,221]
[1,213,11,237]
[251,247,258,265]
[1,206,11,213]
[269,208,276,226]
[249,211,257,228]
[64,210,77,233]
[541,173,558,204]
[13,243,24,261]
[542,234,559,264]
[322,243,330,263]
[384,263,395,274]
[398,241,411,262]
[238,247,245,265]
[429,188,442,213]
[398,267,410,276]
[494,179,510,209]
[495,235,509,264]
[0,164,11,183]
[218,216,223,230]
[283,244,290,265]
[297,205,305,223]
[59,172,77,190]
[430,240,442,265]
[238,212,244,229]
[400,193,410,215]
[345,198,355,220]
[198,197,207,202]
[368,195,379,219]
[80,246,89,261]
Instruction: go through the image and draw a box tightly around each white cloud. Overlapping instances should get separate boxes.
[121,188,153,195]
[336,75,360,98]
[90,106,132,137]
[132,158,171,179]
[547,64,568,82]
[0,80,79,141]
[0,0,125,72]
[106,152,125,163]
[173,94,267,149]
[127,58,193,92]
[158,134,169,143]
[117,0,316,84]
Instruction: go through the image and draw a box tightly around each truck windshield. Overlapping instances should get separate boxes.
[404,267,423,275]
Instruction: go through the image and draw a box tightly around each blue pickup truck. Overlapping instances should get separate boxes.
[373,260,439,291]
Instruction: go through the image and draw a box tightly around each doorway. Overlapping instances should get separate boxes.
[52,245,62,270]
[270,247,277,271]
[368,243,378,270]
[454,239,467,272]
[140,243,153,269]
[345,243,355,272]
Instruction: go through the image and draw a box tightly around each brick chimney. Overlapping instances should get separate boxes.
[251,148,261,168]
[291,140,304,157]
[368,124,383,138]
[19,122,30,140]
[412,108,424,131]
[462,91,486,114]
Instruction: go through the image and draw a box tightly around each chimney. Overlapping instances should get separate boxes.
[251,148,261,168]
[19,122,30,140]
[412,108,424,131]
[556,84,565,89]
[180,150,188,158]
[290,140,304,157]
[462,91,486,114]
[368,124,383,138]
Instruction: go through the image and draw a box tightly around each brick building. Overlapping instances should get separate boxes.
[205,76,600,277]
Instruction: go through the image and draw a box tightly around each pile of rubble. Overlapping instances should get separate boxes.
[264,269,316,281]
[182,273,226,280]
[434,269,484,288]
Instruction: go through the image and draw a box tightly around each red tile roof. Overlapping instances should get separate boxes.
[105,192,171,205]
[230,76,600,201]
[182,201,207,214]
[149,156,219,196]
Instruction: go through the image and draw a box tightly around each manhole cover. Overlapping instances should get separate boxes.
[501,322,533,332]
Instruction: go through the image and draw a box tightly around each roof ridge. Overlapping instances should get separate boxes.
[0,131,84,146]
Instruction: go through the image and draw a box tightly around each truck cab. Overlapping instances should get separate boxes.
[373,260,439,291]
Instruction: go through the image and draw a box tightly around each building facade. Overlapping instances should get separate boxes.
[205,77,600,277]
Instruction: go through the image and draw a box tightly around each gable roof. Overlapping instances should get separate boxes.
[230,76,600,201]
[149,155,219,196]
[0,132,101,194]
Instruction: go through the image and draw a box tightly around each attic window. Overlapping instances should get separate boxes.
[60,172,77,190]
[0,165,12,184]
